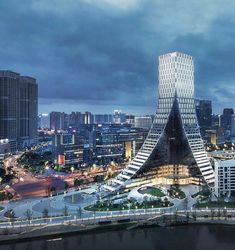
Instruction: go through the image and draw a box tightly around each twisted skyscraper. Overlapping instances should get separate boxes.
[105,52,215,192]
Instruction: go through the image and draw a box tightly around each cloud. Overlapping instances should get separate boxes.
[83,0,140,11]
[0,0,234,114]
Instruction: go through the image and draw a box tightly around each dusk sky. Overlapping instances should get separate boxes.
[0,0,235,115]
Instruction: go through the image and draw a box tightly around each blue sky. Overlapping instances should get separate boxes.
[0,0,235,114]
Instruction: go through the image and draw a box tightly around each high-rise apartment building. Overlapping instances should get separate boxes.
[50,112,67,131]
[84,111,93,124]
[113,110,126,124]
[93,114,113,124]
[125,114,135,126]
[38,113,50,129]
[0,70,38,151]
[68,112,83,127]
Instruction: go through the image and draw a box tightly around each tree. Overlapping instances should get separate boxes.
[94,174,104,183]
[173,210,178,222]
[46,186,56,197]
[223,208,227,220]
[77,206,83,219]
[6,192,13,200]
[63,206,69,216]
[92,208,96,218]
[9,210,16,225]
[162,212,166,223]
[210,209,215,220]
[74,178,84,187]
[42,208,49,222]
[143,196,148,209]
[25,209,33,223]
[192,211,197,221]
[0,192,6,201]
[64,182,69,192]
[186,211,190,223]
[183,197,188,210]
[0,167,6,177]
[217,209,221,220]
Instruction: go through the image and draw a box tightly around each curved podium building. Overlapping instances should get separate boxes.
[104,52,215,192]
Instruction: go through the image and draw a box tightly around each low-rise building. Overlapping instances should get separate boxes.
[0,139,10,154]
[134,116,152,129]
[214,159,235,197]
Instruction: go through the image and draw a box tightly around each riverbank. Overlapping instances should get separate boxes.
[0,221,135,244]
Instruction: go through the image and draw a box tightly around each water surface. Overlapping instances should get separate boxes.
[1,225,235,250]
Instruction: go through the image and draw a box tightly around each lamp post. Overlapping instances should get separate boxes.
[70,166,75,173]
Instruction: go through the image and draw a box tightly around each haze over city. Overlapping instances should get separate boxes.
[0,0,235,114]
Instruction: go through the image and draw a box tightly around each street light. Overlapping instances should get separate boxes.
[70,166,75,173]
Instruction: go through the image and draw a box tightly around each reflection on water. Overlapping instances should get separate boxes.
[1,225,235,250]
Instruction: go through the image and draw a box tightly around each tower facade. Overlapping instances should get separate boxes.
[105,52,215,192]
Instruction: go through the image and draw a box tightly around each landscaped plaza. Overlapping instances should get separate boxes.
[0,183,199,221]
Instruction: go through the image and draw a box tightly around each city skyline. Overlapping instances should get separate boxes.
[1,1,235,249]
[0,1,235,114]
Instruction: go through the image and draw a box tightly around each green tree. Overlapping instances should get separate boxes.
[94,175,104,183]
[173,210,178,221]
[74,178,84,187]
[9,210,16,225]
[64,182,69,191]
[92,208,96,218]
[183,197,188,210]
[211,209,215,220]
[186,211,190,222]
[42,208,49,222]
[25,209,33,223]
[77,206,83,219]
[192,211,197,221]
[63,206,69,216]
[143,196,148,209]
[46,186,56,196]
[223,208,227,220]
[217,209,221,220]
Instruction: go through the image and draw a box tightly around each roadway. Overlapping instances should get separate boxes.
[2,154,123,199]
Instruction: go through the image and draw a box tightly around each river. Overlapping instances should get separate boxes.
[1,225,235,250]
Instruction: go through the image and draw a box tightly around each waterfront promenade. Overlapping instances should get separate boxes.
[0,207,235,242]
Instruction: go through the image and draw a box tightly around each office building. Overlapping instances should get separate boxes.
[105,52,214,192]
[53,133,83,166]
[195,99,212,136]
[220,108,234,137]
[230,115,235,138]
